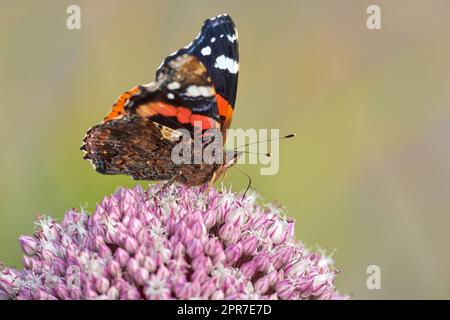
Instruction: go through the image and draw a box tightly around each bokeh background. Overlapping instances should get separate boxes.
[1,0,450,299]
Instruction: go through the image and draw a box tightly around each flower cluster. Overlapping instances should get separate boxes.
[0,184,345,300]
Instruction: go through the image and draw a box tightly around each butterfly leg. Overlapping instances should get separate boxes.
[221,171,228,184]
[154,172,184,197]
[202,171,217,196]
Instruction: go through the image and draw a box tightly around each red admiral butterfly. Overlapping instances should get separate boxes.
[82,14,240,186]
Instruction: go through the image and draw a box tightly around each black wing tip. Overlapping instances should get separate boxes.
[204,13,236,28]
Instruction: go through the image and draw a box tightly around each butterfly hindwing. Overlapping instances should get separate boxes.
[82,115,180,180]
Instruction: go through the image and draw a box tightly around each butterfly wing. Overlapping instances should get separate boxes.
[82,115,181,180]
[82,54,220,180]
[126,54,221,136]
[82,14,239,182]
[103,14,239,135]
[156,13,239,133]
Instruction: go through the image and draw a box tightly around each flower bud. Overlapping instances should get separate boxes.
[126,258,139,274]
[204,237,222,257]
[254,275,271,294]
[123,236,139,254]
[275,279,296,300]
[202,210,216,229]
[219,223,238,242]
[241,235,258,255]
[98,244,112,259]
[133,268,149,286]
[267,220,288,245]
[114,248,130,268]
[143,256,157,272]
[254,253,271,272]
[224,207,245,226]
[225,244,242,264]
[103,263,118,280]
[95,277,110,294]
[240,261,257,278]
[18,236,38,256]
[186,239,203,258]
[211,289,225,300]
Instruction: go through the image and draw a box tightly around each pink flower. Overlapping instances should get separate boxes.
[0,184,346,300]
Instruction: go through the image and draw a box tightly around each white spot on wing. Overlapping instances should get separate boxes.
[167,93,175,99]
[143,82,157,90]
[210,13,226,21]
[185,85,214,97]
[198,86,212,97]
[201,46,211,56]
[211,37,216,43]
[214,55,239,74]
[186,85,200,97]
[167,82,181,90]
[227,34,237,43]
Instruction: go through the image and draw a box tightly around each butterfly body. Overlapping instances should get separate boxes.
[82,14,240,186]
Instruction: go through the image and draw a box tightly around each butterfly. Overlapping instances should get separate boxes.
[81,14,241,186]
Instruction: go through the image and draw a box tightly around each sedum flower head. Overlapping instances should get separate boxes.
[0,184,345,300]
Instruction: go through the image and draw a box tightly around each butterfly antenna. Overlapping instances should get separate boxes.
[233,165,252,199]
[233,133,296,151]
[241,151,272,157]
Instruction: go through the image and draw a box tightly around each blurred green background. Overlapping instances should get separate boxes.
[1,0,450,299]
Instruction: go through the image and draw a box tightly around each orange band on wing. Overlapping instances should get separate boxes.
[104,86,141,122]
[137,102,184,119]
[216,93,234,131]
[177,107,192,124]
[148,102,177,117]
[136,102,219,131]
[190,114,220,130]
